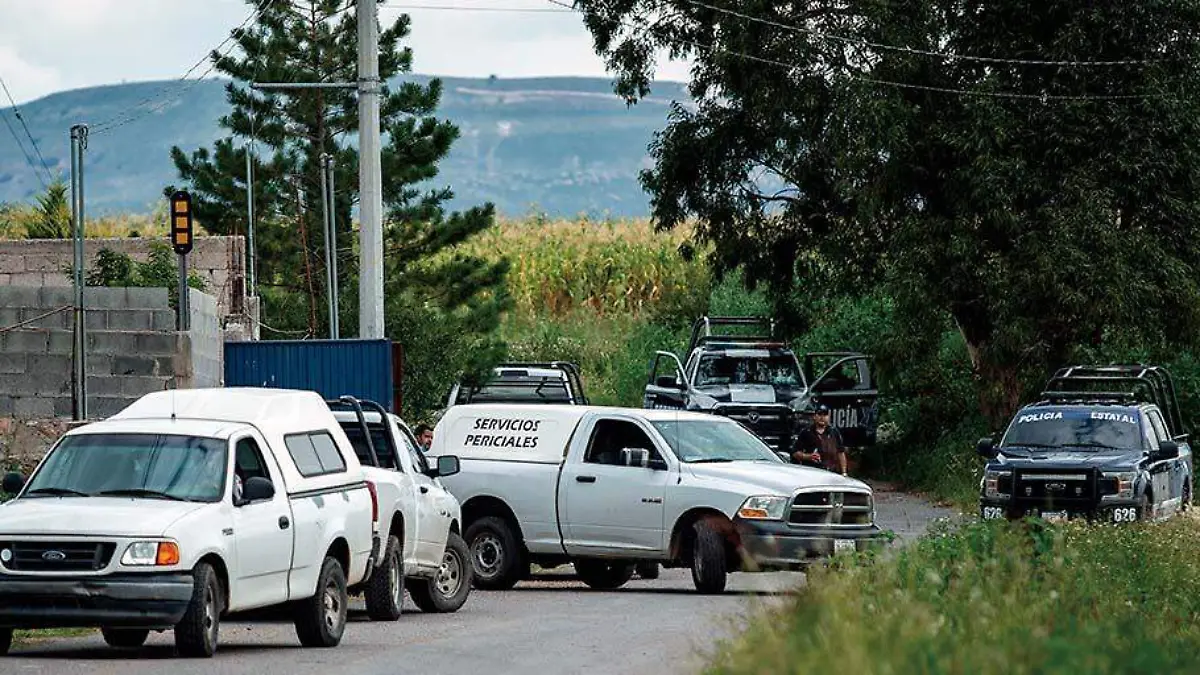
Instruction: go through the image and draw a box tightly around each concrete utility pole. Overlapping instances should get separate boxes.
[357,0,385,339]
[69,124,88,421]
[319,152,336,338]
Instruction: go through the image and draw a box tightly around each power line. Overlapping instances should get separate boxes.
[382,3,572,11]
[0,107,47,192]
[0,73,54,188]
[681,0,1173,68]
[91,0,279,135]
[546,0,1170,101]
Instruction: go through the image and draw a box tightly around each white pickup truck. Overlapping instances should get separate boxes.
[327,397,472,614]
[427,403,886,593]
[0,388,376,657]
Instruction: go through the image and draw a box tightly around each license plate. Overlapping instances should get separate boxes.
[834,539,855,554]
[1041,511,1068,523]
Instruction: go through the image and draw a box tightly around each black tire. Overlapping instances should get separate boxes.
[102,628,149,649]
[464,516,526,590]
[174,561,223,658]
[574,559,635,590]
[691,520,728,594]
[409,531,473,613]
[0,627,12,656]
[635,562,660,580]
[294,556,349,648]
[364,535,404,621]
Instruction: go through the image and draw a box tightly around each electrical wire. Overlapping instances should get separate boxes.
[0,74,55,186]
[91,0,279,135]
[546,0,1175,101]
[381,3,572,11]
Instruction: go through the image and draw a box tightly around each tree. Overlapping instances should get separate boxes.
[574,0,1200,422]
[168,0,509,416]
[24,177,71,239]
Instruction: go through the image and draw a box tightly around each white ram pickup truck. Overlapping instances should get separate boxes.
[427,403,886,593]
[327,396,473,614]
[0,388,376,657]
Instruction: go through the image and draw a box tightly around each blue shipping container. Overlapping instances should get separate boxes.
[223,339,395,411]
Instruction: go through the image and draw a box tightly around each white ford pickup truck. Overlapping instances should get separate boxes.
[0,388,376,657]
[328,397,473,614]
[427,403,886,593]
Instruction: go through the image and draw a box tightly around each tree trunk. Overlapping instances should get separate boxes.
[955,312,1023,429]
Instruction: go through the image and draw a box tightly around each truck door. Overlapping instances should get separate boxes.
[559,417,669,554]
[643,351,687,410]
[229,432,295,610]
[395,419,445,567]
[1147,410,1183,516]
[804,353,879,447]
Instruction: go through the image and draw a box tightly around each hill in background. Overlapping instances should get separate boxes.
[0,75,692,218]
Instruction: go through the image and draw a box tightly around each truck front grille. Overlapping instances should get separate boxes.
[788,491,872,526]
[713,405,793,452]
[1012,469,1098,510]
[0,541,116,572]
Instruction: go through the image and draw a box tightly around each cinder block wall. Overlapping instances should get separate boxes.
[0,286,222,420]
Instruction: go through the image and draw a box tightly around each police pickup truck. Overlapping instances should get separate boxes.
[977,365,1193,523]
[643,316,880,454]
[427,403,885,594]
[0,388,376,657]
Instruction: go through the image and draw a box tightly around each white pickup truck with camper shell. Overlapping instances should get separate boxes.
[0,388,376,657]
[328,396,473,614]
[426,403,886,593]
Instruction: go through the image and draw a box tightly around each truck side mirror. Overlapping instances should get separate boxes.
[1154,440,1180,462]
[2,472,25,495]
[432,455,461,478]
[240,476,275,504]
[621,448,650,468]
[655,375,680,389]
[976,437,998,459]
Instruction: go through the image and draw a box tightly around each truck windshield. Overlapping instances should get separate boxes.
[999,410,1144,451]
[695,353,801,387]
[457,375,571,404]
[651,419,783,463]
[24,433,228,502]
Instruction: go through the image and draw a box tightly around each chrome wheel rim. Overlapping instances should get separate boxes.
[389,551,402,607]
[323,580,343,632]
[472,534,502,578]
[204,581,217,641]
[436,548,463,597]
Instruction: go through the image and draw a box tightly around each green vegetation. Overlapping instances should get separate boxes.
[705,517,1200,674]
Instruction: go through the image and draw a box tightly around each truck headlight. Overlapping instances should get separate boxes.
[121,541,181,567]
[983,469,1011,499]
[738,495,789,520]
[1103,471,1137,500]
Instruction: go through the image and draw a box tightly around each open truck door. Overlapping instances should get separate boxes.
[643,351,688,410]
[803,352,880,448]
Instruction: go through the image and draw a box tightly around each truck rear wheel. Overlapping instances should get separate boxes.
[174,561,223,658]
[102,628,149,648]
[691,521,728,594]
[409,531,472,612]
[465,516,525,590]
[575,559,635,590]
[294,556,348,648]
[364,535,404,621]
[0,627,12,656]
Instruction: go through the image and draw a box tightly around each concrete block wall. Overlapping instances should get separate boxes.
[0,286,222,420]
[185,287,223,388]
[0,236,258,340]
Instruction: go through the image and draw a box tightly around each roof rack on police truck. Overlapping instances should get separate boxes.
[1038,364,1186,439]
[686,316,777,356]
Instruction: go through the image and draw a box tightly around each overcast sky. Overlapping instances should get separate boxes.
[0,0,692,106]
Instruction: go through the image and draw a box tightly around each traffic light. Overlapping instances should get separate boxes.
[170,190,193,256]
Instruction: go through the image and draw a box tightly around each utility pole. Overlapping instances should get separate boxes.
[245,141,256,296]
[357,0,384,339]
[319,153,336,339]
[325,153,340,339]
[69,124,88,421]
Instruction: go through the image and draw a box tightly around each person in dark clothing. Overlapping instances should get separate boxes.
[791,404,848,475]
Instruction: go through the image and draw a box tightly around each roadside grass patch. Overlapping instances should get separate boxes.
[704,517,1200,674]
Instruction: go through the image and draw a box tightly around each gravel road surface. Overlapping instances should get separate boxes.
[4,487,956,675]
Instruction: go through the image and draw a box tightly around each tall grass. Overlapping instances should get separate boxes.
[706,517,1200,674]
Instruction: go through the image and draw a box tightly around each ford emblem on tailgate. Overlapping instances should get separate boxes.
[41,550,66,562]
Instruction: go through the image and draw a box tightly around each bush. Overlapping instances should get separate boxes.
[705,517,1200,674]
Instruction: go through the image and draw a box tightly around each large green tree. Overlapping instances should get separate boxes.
[575,0,1200,421]
[168,0,509,417]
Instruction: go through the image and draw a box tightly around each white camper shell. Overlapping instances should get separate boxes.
[427,403,886,593]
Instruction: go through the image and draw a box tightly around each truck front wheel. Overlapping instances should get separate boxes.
[691,520,728,594]
[174,561,223,657]
[294,556,349,648]
[364,534,404,621]
[575,559,635,590]
[465,516,526,590]
[409,531,473,612]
